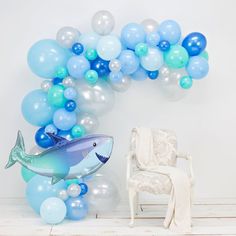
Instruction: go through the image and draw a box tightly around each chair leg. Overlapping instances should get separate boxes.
[129,189,136,227]
[135,192,139,215]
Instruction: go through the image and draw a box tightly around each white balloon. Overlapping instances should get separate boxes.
[141,18,159,33]
[41,80,52,92]
[58,189,68,201]
[62,77,76,87]
[67,184,81,198]
[109,59,121,72]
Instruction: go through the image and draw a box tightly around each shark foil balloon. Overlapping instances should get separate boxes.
[5,131,113,184]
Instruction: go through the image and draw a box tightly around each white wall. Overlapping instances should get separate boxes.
[1,0,236,200]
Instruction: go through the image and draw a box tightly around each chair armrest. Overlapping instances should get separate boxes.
[126,151,135,185]
[176,152,195,186]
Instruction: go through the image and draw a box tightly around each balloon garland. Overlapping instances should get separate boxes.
[16,10,209,224]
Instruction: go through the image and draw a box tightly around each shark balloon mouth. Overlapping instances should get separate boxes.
[96,152,110,164]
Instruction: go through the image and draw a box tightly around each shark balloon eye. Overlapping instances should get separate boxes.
[93,142,97,147]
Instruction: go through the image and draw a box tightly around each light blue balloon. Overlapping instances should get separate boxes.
[53,108,77,131]
[64,87,77,100]
[40,197,66,224]
[79,33,100,49]
[118,50,139,75]
[27,39,71,79]
[67,56,90,79]
[109,71,123,82]
[146,32,161,47]
[158,20,181,45]
[121,23,146,50]
[186,56,209,79]
[22,89,56,126]
[131,67,147,81]
[45,124,58,134]
[26,175,66,214]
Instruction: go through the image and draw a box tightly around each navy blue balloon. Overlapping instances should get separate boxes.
[148,70,159,80]
[65,100,77,112]
[79,183,88,196]
[91,57,110,77]
[72,43,84,55]
[182,32,207,56]
[53,77,63,85]
[35,127,55,148]
[158,40,170,52]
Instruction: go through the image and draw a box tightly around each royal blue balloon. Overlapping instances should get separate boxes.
[182,32,207,56]
[131,67,147,81]
[22,90,56,127]
[65,197,88,220]
[91,57,110,77]
[121,23,146,50]
[53,77,63,85]
[118,50,139,75]
[186,56,209,79]
[35,127,55,148]
[72,43,84,55]
[58,130,73,141]
[79,183,88,196]
[26,175,66,214]
[67,56,90,79]
[65,100,77,112]
[148,70,159,80]
[158,40,170,52]
[27,39,71,79]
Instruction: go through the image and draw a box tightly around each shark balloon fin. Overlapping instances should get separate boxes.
[51,176,63,185]
[5,131,25,169]
[46,133,69,146]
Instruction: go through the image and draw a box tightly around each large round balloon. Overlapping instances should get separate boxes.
[27,39,71,78]
[22,90,56,127]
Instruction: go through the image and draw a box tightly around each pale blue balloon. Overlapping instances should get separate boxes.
[26,175,66,214]
[186,56,209,79]
[67,56,90,79]
[146,32,161,47]
[27,39,71,78]
[53,108,77,131]
[158,20,181,45]
[64,87,77,100]
[22,89,56,126]
[118,50,139,75]
[131,67,148,81]
[121,23,146,49]
[45,124,58,134]
[109,71,123,82]
[40,197,66,224]
[79,33,100,49]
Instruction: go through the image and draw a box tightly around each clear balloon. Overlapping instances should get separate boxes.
[62,77,76,87]
[108,73,131,92]
[76,80,115,116]
[67,183,81,197]
[58,189,69,201]
[56,26,80,48]
[109,59,121,72]
[141,18,158,33]
[27,39,71,78]
[21,89,56,127]
[41,80,52,92]
[77,112,99,133]
[40,197,66,224]
[92,10,115,35]
[79,33,100,49]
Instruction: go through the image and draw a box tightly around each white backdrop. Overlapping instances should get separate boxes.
[0,0,236,201]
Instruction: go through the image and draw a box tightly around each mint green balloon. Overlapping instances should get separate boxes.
[55,66,68,79]
[47,85,66,107]
[71,125,86,138]
[179,76,193,89]
[200,50,209,60]
[164,45,189,69]
[85,48,98,61]
[135,43,148,57]
[85,70,98,85]
[21,166,36,182]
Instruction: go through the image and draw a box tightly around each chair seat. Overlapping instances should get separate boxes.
[128,171,172,194]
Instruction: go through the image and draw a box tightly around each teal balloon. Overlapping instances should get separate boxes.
[27,39,71,79]
[21,89,56,126]
[26,175,66,214]
[179,76,193,89]
[47,85,66,107]
[164,45,189,69]
[21,166,36,182]
[40,197,66,224]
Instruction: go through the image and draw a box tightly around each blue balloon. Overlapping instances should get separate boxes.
[53,108,77,131]
[118,50,139,75]
[121,23,146,50]
[65,100,77,112]
[72,43,84,55]
[91,57,110,77]
[158,40,170,52]
[109,71,123,83]
[67,56,90,79]
[79,33,100,50]
[45,124,58,134]
[40,197,66,224]
[53,77,63,85]
[64,87,77,100]
[26,175,66,214]
[186,56,209,79]
[158,20,181,45]
[182,32,207,56]
[146,32,161,47]
[22,90,56,127]
[65,197,88,220]
[148,70,159,80]
[35,127,55,148]
[27,39,71,79]
[58,130,73,141]
[131,67,147,81]
[79,183,88,196]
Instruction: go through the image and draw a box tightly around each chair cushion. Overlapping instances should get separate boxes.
[128,171,172,194]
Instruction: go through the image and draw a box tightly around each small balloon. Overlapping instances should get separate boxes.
[71,125,86,138]
[179,76,193,89]
[77,112,99,133]
[62,77,76,87]
[58,189,69,201]
[91,57,110,77]
[67,183,81,197]
[41,80,52,92]
[141,18,158,33]
[64,87,77,100]
[109,59,121,72]
[45,124,58,134]
[79,183,88,196]
[108,73,131,92]
[35,127,55,148]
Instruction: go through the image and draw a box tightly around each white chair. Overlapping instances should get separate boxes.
[126,128,194,226]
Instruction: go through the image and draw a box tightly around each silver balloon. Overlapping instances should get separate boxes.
[108,75,131,92]
[109,59,121,72]
[92,10,115,35]
[67,183,81,198]
[40,80,52,92]
[56,26,80,48]
[58,189,68,201]
[86,174,120,213]
[77,112,99,133]
[62,77,76,87]
[141,18,159,33]
[76,80,115,116]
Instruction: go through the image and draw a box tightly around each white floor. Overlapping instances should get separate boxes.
[1,198,236,236]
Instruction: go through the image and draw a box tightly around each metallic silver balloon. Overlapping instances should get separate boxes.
[109,59,121,72]
[77,112,99,133]
[58,189,69,201]
[41,80,52,92]
[56,26,81,48]
[67,183,81,198]
[108,75,131,92]
[86,174,120,213]
[76,80,115,116]
[92,10,115,35]
[62,77,76,87]
[141,18,158,33]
